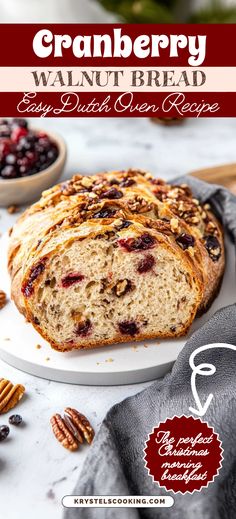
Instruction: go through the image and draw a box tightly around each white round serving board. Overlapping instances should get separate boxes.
[0,232,235,385]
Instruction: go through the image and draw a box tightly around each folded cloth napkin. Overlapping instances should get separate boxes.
[64,178,236,519]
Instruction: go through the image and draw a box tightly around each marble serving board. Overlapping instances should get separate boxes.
[0,232,235,385]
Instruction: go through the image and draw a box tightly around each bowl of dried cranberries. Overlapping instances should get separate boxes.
[0,118,67,206]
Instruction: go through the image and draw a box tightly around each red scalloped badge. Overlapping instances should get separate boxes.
[144,415,223,494]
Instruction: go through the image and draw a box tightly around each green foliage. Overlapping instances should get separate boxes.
[190,3,236,23]
[99,0,174,23]
[99,0,236,23]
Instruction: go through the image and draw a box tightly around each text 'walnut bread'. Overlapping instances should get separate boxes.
[8,170,225,352]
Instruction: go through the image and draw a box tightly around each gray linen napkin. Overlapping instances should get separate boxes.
[64,178,236,519]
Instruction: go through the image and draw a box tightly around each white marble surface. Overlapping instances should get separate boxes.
[1,116,236,519]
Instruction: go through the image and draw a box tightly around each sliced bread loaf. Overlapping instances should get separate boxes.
[8,170,224,351]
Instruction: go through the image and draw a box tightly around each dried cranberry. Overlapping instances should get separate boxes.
[22,260,46,297]
[118,321,139,336]
[47,148,58,164]
[0,138,11,158]
[109,178,119,185]
[137,254,155,273]
[17,156,31,171]
[0,425,10,441]
[118,233,156,252]
[19,135,35,151]
[93,208,116,219]
[38,137,50,150]
[11,126,28,143]
[5,153,17,165]
[100,187,123,199]
[120,178,136,188]
[75,319,92,337]
[38,131,47,138]
[0,120,59,180]
[1,165,18,179]
[25,151,37,164]
[0,128,11,138]
[61,273,84,288]
[176,233,195,250]
[151,178,165,186]
[13,118,28,129]
[203,235,221,262]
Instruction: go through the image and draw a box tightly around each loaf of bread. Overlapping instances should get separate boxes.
[8,169,225,352]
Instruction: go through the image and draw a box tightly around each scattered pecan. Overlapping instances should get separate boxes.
[0,290,7,310]
[50,408,94,451]
[64,408,94,444]
[50,414,78,451]
[0,378,25,414]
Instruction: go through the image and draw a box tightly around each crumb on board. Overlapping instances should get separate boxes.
[36,344,42,349]
[132,345,138,352]
[7,205,18,215]
[3,337,11,341]
[143,344,149,348]
[45,357,50,361]
[96,358,114,365]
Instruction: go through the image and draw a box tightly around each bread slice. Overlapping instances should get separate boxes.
[8,169,224,352]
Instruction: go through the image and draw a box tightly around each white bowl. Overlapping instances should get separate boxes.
[0,130,67,207]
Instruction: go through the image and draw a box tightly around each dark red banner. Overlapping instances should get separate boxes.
[0,91,234,117]
[0,24,234,67]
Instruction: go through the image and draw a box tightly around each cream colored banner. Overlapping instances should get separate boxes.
[0,67,235,92]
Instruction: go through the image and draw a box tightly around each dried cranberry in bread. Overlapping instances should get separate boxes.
[8,170,224,351]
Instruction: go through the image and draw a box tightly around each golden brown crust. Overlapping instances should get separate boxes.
[8,169,225,352]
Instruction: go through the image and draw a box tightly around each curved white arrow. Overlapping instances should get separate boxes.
[189,342,236,417]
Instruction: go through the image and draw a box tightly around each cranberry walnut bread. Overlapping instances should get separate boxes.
[8,170,224,352]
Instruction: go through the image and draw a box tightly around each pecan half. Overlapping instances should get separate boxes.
[64,408,94,445]
[0,378,25,414]
[0,290,7,310]
[50,408,94,451]
[50,413,78,451]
